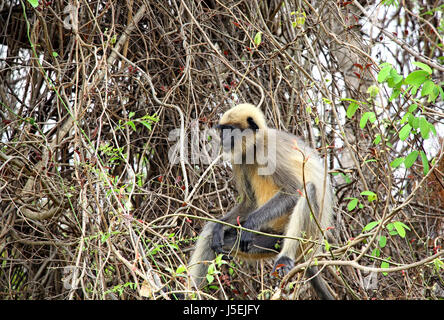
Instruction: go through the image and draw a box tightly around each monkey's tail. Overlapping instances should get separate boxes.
[188,222,216,289]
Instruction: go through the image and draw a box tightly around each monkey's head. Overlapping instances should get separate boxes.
[216,103,268,160]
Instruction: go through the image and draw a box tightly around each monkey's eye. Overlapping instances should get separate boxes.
[247,117,259,130]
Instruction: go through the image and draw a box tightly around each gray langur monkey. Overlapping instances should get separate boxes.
[187,103,335,300]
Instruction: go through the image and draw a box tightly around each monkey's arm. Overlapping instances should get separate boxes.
[239,191,300,252]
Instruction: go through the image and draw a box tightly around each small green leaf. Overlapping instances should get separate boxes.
[420,151,429,175]
[390,157,404,168]
[379,235,387,248]
[419,117,431,139]
[387,69,403,88]
[324,239,330,251]
[346,102,359,119]
[408,115,420,129]
[421,80,435,97]
[206,274,214,284]
[27,0,39,7]
[393,221,406,238]
[140,120,153,131]
[363,220,380,232]
[127,120,136,131]
[52,51,59,58]
[399,124,411,141]
[381,261,389,276]
[361,190,377,202]
[176,265,186,274]
[389,88,402,101]
[254,31,262,47]
[371,248,381,258]
[404,150,419,168]
[360,112,376,129]
[434,258,444,272]
[373,134,382,145]
[377,65,392,83]
[412,61,433,74]
[347,198,358,211]
[405,70,429,86]
[367,85,379,98]
[408,104,418,113]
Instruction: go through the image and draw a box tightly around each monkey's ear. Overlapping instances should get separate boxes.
[247,117,259,130]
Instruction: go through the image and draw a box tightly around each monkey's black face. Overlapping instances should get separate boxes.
[216,115,260,156]
[215,124,238,152]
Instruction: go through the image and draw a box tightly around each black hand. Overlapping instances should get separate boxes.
[211,223,225,253]
[239,221,254,252]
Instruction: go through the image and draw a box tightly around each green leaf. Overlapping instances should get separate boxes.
[140,120,152,131]
[176,265,187,274]
[363,220,380,232]
[393,221,407,238]
[377,65,392,83]
[405,70,429,87]
[346,102,359,119]
[371,248,380,258]
[206,274,214,284]
[361,190,377,202]
[427,84,440,103]
[379,235,387,248]
[373,134,382,145]
[412,61,433,74]
[404,150,419,168]
[434,258,444,272]
[387,69,403,88]
[381,261,389,276]
[360,112,376,129]
[324,239,331,252]
[420,151,429,175]
[419,117,431,139]
[127,120,136,131]
[408,114,419,129]
[389,88,402,101]
[390,157,404,168]
[421,80,435,97]
[52,51,59,58]
[367,85,379,98]
[347,198,358,211]
[408,104,418,113]
[399,124,411,141]
[27,0,39,7]
[254,31,262,47]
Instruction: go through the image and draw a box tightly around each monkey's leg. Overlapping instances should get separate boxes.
[272,183,334,300]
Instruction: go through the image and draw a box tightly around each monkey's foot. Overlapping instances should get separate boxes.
[272,255,294,278]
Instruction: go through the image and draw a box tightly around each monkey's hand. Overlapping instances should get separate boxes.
[239,221,255,252]
[210,223,225,253]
